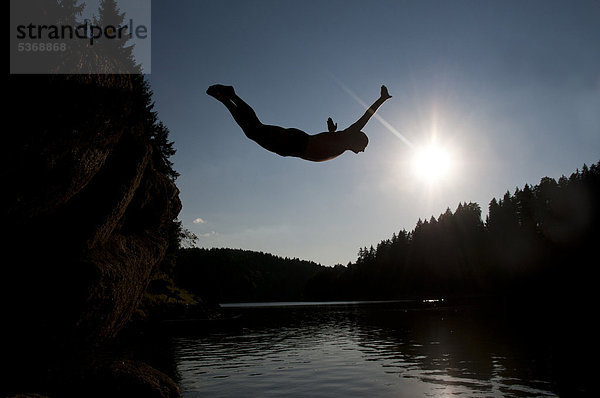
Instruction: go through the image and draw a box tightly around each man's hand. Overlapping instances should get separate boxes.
[327,117,338,132]
[380,85,392,100]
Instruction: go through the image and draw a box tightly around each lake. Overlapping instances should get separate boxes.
[147,301,586,397]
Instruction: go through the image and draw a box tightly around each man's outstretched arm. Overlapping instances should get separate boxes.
[346,85,392,132]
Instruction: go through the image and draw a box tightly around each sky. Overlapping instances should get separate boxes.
[144,0,599,266]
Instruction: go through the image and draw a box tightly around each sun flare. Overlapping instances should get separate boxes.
[412,144,453,183]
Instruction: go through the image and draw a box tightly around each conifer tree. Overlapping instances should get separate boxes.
[94,0,141,73]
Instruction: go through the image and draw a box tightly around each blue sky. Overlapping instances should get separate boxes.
[145,0,599,265]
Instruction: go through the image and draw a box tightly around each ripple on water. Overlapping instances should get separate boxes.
[174,303,561,397]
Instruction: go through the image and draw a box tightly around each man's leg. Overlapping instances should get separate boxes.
[207,85,262,134]
[229,95,262,132]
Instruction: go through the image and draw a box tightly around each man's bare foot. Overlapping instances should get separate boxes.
[207,84,235,100]
[380,85,392,100]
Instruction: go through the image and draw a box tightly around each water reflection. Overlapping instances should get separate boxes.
[172,303,560,397]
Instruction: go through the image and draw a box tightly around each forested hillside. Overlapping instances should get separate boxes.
[306,162,599,302]
[172,162,598,307]
[175,248,324,303]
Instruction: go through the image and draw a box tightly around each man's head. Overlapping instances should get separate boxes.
[347,130,369,153]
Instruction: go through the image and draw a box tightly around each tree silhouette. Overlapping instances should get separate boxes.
[300,162,599,302]
[94,0,141,73]
[173,163,598,307]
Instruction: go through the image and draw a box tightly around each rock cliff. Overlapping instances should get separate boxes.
[3,74,181,397]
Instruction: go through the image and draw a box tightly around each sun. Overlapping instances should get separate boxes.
[412,143,453,183]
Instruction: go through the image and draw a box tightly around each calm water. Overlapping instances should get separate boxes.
[157,301,575,397]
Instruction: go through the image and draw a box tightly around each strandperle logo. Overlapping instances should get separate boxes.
[15,18,148,46]
[10,0,151,74]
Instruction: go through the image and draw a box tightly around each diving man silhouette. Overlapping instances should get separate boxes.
[207,84,392,162]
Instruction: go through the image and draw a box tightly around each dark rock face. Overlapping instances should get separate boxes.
[3,75,181,396]
[90,360,181,398]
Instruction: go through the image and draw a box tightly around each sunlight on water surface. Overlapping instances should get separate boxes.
[172,303,559,398]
